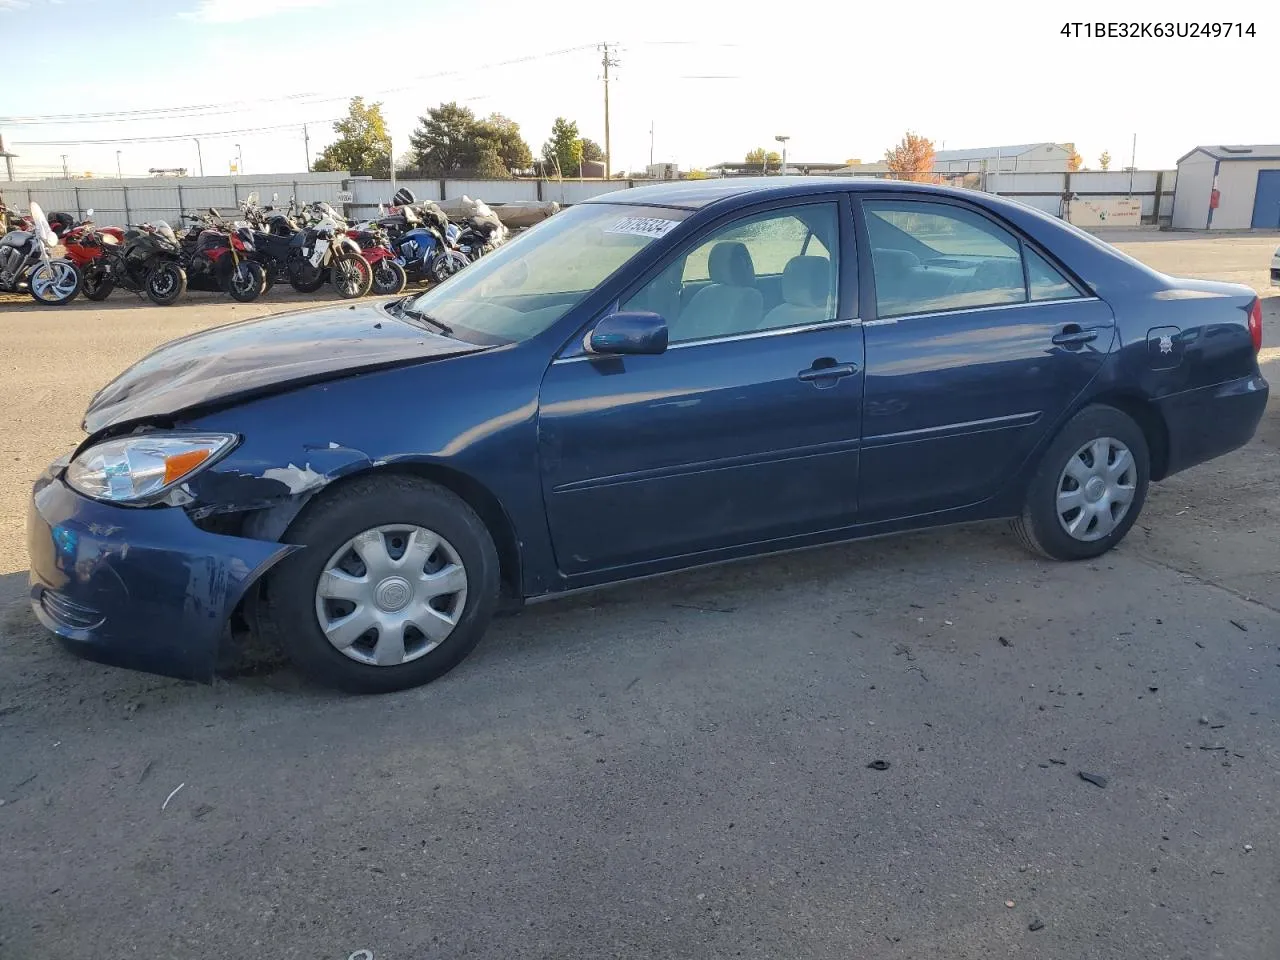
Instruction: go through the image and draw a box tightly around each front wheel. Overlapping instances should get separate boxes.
[331,252,372,298]
[1011,404,1150,561]
[429,250,469,284]
[224,259,266,302]
[145,261,187,306]
[370,258,407,296]
[28,260,81,305]
[256,475,500,693]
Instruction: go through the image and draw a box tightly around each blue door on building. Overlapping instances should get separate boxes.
[1251,170,1280,228]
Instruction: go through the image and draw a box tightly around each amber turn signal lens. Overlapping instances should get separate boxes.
[163,449,212,485]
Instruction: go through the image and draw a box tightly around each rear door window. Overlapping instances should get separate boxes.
[863,200,1027,317]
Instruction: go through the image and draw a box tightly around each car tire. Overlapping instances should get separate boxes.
[256,474,500,694]
[1011,404,1149,561]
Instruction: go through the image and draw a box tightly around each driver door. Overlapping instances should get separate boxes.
[537,196,865,580]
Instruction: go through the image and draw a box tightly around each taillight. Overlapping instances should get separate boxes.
[1248,298,1263,353]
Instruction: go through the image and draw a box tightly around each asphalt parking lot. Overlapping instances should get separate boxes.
[2,231,1279,960]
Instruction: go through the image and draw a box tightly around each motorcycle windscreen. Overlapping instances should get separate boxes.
[30,202,58,247]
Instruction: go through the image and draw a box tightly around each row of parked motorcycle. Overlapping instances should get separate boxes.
[0,188,510,306]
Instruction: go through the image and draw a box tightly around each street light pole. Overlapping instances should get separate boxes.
[235,143,243,175]
[775,135,789,176]
[116,150,122,179]
[60,154,69,178]
[193,138,204,177]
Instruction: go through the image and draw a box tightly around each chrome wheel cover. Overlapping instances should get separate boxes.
[314,524,468,667]
[1056,437,1137,542]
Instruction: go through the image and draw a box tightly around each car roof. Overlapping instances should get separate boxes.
[583,175,985,211]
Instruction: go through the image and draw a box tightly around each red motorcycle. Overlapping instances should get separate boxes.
[345,224,405,295]
[177,211,266,302]
[62,214,126,301]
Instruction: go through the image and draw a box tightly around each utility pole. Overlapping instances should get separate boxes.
[0,132,16,182]
[388,120,396,201]
[60,154,69,179]
[649,120,654,171]
[600,41,619,179]
[116,150,122,180]
[1129,132,1137,197]
[304,124,311,173]
[193,138,204,177]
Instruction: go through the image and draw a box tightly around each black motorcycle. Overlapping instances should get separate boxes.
[453,215,504,262]
[80,216,187,306]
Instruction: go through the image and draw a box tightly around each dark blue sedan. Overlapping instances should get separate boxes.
[27,178,1269,692]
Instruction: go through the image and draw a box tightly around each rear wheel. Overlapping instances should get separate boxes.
[331,252,372,298]
[370,258,407,296]
[145,261,186,306]
[1011,404,1149,561]
[288,258,325,293]
[256,475,500,693]
[82,270,115,301]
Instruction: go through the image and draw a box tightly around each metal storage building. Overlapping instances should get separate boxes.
[932,143,1074,173]
[1173,145,1280,229]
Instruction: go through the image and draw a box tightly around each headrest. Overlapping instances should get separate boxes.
[781,256,830,308]
[973,258,1023,286]
[873,248,921,272]
[707,241,756,286]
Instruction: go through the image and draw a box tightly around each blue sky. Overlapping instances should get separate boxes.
[1,0,1273,179]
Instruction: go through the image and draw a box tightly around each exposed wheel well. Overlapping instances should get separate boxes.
[1086,393,1171,480]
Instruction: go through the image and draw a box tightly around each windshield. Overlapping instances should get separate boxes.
[404,202,690,345]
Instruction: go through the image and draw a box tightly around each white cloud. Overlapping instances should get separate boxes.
[182,0,334,23]
[0,0,31,12]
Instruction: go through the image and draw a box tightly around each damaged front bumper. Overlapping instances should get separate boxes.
[26,462,296,682]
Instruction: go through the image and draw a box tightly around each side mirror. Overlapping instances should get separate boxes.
[585,311,668,356]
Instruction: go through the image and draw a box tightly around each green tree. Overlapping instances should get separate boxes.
[477,113,533,174]
[312,97,391,178]
[408,101,482,176]
[542,117,583,177]
[745,147,781,173]
[407,104,532,177]
[580,138,605,164]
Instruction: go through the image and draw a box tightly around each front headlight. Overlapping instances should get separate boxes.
[65,433,237,503]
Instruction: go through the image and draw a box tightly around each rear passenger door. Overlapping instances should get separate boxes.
[854,195,1115,522]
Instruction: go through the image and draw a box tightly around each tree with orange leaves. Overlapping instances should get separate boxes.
[1065,143,1084,171]
[884,132,936,182]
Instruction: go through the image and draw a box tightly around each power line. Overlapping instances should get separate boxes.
[0,44,598,126]
[11,119,340,147]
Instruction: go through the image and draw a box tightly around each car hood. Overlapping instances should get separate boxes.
[82,301,485,434]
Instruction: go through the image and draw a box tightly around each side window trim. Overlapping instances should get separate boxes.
[855,194,1093,322]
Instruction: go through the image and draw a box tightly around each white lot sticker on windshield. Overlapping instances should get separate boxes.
[605,216,679,239]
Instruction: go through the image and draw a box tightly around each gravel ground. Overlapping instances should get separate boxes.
[1,233,1279,960]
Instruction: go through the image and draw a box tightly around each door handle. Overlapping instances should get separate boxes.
[798,360,859,382]
[1052,325,1099,347]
